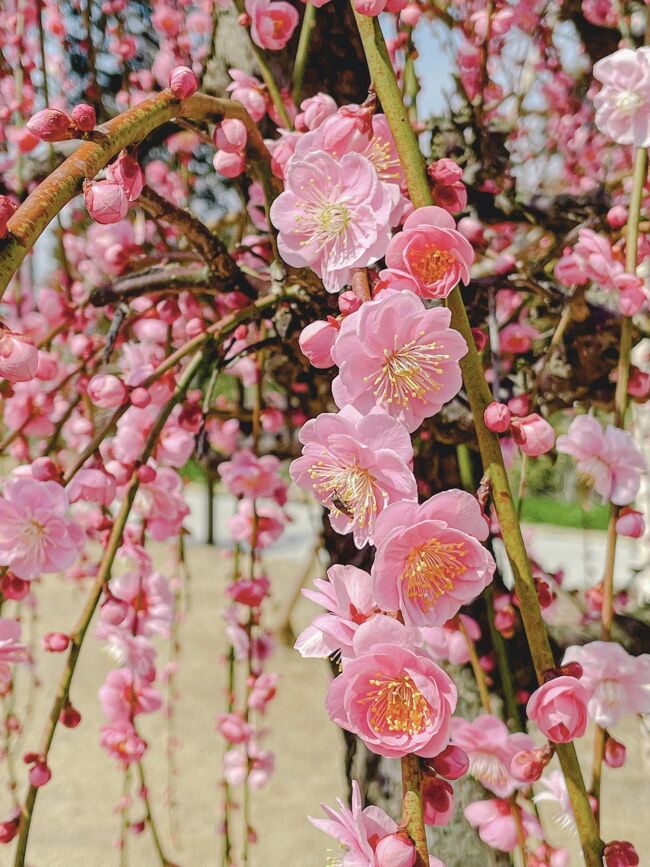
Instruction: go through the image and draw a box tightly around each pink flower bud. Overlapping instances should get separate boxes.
[375,833,417,867]
[100,598,129,626]
[507,394,530,416]
[493,253,517,276]
[471,327,487,352]
[298,320,337,368]
[216,712,253,744]
[604,736,626,768]
[0,811,20,844]
[421,776,454,826]
[429,744,469,780]
[136,464,157,484]
[110,151,144,202]
[510,413,555,457]
[130,387,151,408]
[628,366,650,400]
[31,456,61,482]
[87,373,127,408]
[353,0,387,15]
[26,108,75,142]
[60,704,82,728]
[169,65,198,99]
[400,3,422,26]
[338,290,362,316]
[0,196,17,239]
[42,632,70,653]
[484,401,511,433]
[510,748,546,782]
[0,331,39,382]
[213,149,245,178]
[29,761,52,788]
[526,676,588,743]
[457,216,484,245]
[1,574,29,601]
[83,179,129,224]
[71,103,96,132]
[616,509,645,538]
[604,841,639,867]
[214,119,248,153]
[261,408,284,433]
[606,206,627,229]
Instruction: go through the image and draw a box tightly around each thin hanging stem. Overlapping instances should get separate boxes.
[351,12,602,866]
[292,3,316,104]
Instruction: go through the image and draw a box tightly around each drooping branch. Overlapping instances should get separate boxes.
[0,90,281,299]
[90,265,217,307]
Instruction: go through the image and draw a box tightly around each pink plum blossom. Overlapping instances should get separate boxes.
[428,159,467,214]
[421,776,454,826]
[526,676,589,743]
[98,668,162,722]
[228,499,287,549]
[0,331,39,382]
[218,450,285,499]
[270,150,401,292]
[294,564,378,659]
[464,799,541,853]
[100,570,173,637]
[0,478,84,580]
[100,721,147,766]
[421,615,481,666]
[562,641,650,728]
[510,413,555,457]
[67,468,117,506]
[290,405,417,547]
[0,619,29,686]
[246,0,299,50]
[169,65,198,99]
[223,742,275,789]
[298,319,338,368]
[451,714,534,797]
[326,617,457,758]
[556,415,645,505]
[331,290,467,432]
[371,490,494,627]
[383,206,474,299]
[593,48,650,146]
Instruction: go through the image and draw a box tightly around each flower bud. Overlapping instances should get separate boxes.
[0,810,20,844]
[429,744,469,780]
[484,401,511,433]
[110,151,144,202]
[0,331,39,383]
[29,761,52,788]
[604,841,640,867]
[421,776,454,826]
[606,206,627,229]
[526,676,588,743]
[60,704,82,728]
[42,632,70,653]
[214,118,248,153]
[1,574,29,601]
[471,327,487,352]
[87,373,127,408]
[375,833,417,867]
[510,413,555,457]
[136,464,157,484]
[0,196,17,239]
[298,320,337,368]
[31,456,61,482]
[169,66,198,99]
[604,736,626,768]
[338,290,362,316]
[26,108,75,142]
[213,149,245,178]
[71,103,96,132]
[130,387,151,408]
[616,508,645,538]
[83,179,129,224]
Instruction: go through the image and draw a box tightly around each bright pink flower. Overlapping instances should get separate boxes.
[295,93,337,131]
[0,331,39,382]
[226,575,270,607]
[290,405,416,547]
[421,776,454,826]
[427,159,467,214]
[98,669,162,722]
[247,671,278,713]
[108,151,144,202]
[294,564,378,658]
[83,179,129,224]
[0,478,84,580]
[228,499,287,549]
[0,196,18,238]
[100,570,173,637]
[298,319,337,368]
[593,48,650,146]
[499,321,540,354]
[421,615,480,666]
[326,617,457,758]
[556,415,645,506]
[26,108,75,142]
[383,206,473,299]
[562,641,650,727]
[169,65,198,99]
[68,468,117,506]
[451,714,534,797]
[227,70,267,122]
[246,0,299,50]
[464,799,541,853]
[604,841,640,867]
[371,490,494,626]
[71,103,96,132]
[310,779,401,866]
[218,449,284,499]
[484,402,511,433]
[100,721,147,766]
[331,291,467,432]
[526,676,588,743]
[510,413,555,457]
[270,150,401,292]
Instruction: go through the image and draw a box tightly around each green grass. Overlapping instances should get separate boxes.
[518,496,609,530]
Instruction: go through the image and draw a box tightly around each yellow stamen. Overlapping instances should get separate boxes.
[407,245,455,284]
[360,673,431,736]
[368,335,448,408]
[402,538,467,611]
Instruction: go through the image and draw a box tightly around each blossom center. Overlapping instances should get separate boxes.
[369,336,447,408]
[308,459,381,528]
[361,673,432,736]
[365,137,401,183]
[22,517,47,544]
[407,245,456,284]
[402,538,467,610]
[296,183,352,251]
[469,751,509,790]
[615,89,645,114]
[596,677,622,708]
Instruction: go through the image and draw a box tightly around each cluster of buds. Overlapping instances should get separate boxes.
[484,400,555,457]
[26,104,97,142]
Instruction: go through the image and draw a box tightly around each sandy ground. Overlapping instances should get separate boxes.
[1,494,649,866]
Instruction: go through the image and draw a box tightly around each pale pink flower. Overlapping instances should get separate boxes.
[593,48,650,146]
[228,499,287,549]
[451,714,534,798]
[562,641,650,728]
[295,93,337,131]
[526,676,588,743]
[615,509,645,538]
[383,206,474,299]
[326,617,457,758]
[218,449,284,499]
[0,331,39,382]
[67,468,117,507]
[533,770,576,835]
[421,615,480,666]
[104,631,156,679]
[270,150,401,293]
[464,799,541,853]
[510,413,555,457]
[223,742,274,789]
[331,290,467,432]
[100,570,173,637]
[294,564,378,658]
[98,668,162,722]
[0,478,84,580]
[100,721,147,766]
[206,417,240,455]
[0,619,29,687]
[216,712,253,745]
[226,69,267,123]
[556,415,645,506]
[310,780,402,867]
[246,0,299,50]
[137,466,189,541]
[298,319,338,368]
[371,490,494,627]
[428,159,467,214]
[247,671,278,713]
[290,405,417,547]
